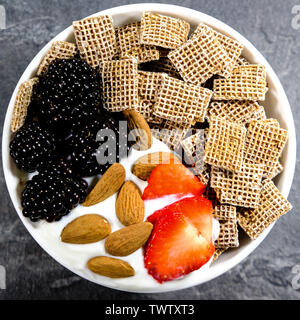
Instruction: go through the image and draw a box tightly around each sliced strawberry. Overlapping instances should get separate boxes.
[147,196,213,242]
[144,211,215,283]
[142,163,205,200]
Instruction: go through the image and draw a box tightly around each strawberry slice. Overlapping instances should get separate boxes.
[144,211,215,283]
[142,163,205,200]
[147,196,213,242]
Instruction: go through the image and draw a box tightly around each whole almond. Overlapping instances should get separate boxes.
[132,152,181,180]
[116,181,145,226]
[123,110,152,151]
[83,163,126,206]
[105,222,153,256]
[87,256,135,278]
[61,214,111,244]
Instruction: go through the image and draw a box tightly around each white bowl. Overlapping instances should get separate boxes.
[2,3,296,293]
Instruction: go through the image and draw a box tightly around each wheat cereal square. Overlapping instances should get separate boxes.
[11,78,39,132]
[237,179,292,240]
[153,75,213,124]
[73,15,117,68]
[101,58,139,112]
[140,12,190,49]
[115,22,159,63]
[204,116,246,172]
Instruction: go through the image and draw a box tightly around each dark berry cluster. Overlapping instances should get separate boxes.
[21,160,88,222]
[31,56,102,135]
[9,122,57,172]
[9,57,133,222]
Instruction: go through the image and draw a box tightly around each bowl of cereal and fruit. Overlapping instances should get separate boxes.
[2,3,295,293]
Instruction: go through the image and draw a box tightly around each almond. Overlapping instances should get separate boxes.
[105,222,153,256]
[123,110,152,151]
[61,214,111,244]
[83,163,126,206]
[116,181,145,226]
[87,256,135,278]
[131,151,181,180]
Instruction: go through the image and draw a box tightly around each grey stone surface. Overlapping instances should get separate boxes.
[0,0,299,300]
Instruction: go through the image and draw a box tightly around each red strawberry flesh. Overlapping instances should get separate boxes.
[142,163,205,200]
[144,211,215,283]
[147,195,213,242]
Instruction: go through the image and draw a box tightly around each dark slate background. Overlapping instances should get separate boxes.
[0,0,299,300]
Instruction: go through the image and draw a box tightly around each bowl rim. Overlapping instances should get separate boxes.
[2,3,296,293]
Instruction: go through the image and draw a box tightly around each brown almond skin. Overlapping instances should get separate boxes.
[61,214,111,244]
[123,110,152,151]
[116,181,145,226]
[83,163,126,206]
[131,152,181,181]
[87,256,135,278]
[105,222,153,256]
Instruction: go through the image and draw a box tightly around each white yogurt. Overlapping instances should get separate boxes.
[28,138,219,291]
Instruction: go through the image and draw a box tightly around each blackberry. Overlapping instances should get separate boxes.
[31,56,102,136]
[9,122,57,172]
[67,112,132,177]
[21,160,88,222]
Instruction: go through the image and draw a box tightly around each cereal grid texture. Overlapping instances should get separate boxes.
[204,117,246,172]
[208,100,264,124]
[215,220,239,248]
[153,75,213,124]
[115,22,159,63]
[140,12,190,49]
[11,78,39,132]
[37,41,77,75]
[73,15,117,68]
[137,71,165,122]
[237,179,292,240]
[101,58,139,112]
[211,164,264,208]
[213,65,267,101]
[181,130,205,175]
[196,164,211,185]
[212,247,228,262]
[214,204,237,221]
[192,24,244,77]
[244,120,288,177]
[151,120,191,151]
[168,24,231,85]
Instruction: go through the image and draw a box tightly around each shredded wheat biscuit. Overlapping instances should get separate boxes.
[151,119,191,151]
[215,220,239,248]
[181,130,205,174]
[207,100,263,125]
[204,116,246,172]
[137,71,165,123]
[140,12,190,49]
[244,120,288,177]
[115,22,159,63]
[153,75,213,124]
[11,78,39,132]
[191,24,244,77]
[214,204,237,221]
[101,58,139,112]
[73,15,117,68]
[168,24,231,85]
[266,161,283,179]
[237,179,292,240]
[211,164,264,208]
[37,41,77,75]
[213,64,267,101]
[213,247,228,262]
